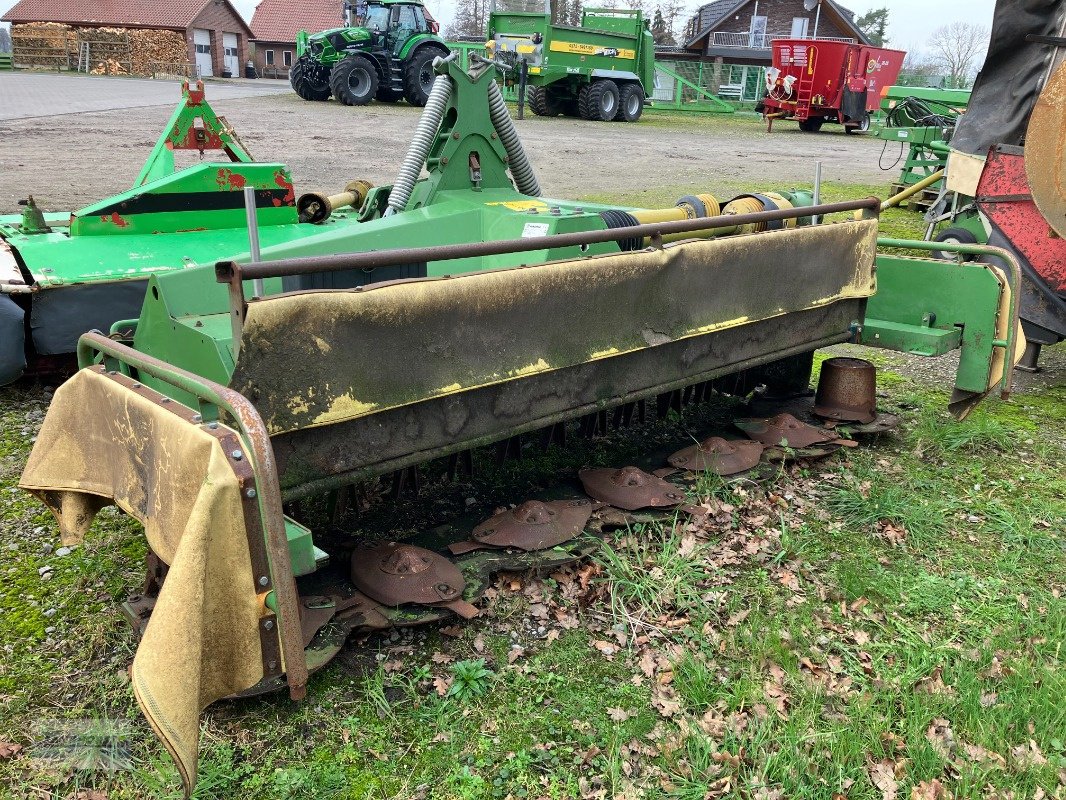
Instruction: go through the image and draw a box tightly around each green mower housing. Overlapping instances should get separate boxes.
[291,0,450,106]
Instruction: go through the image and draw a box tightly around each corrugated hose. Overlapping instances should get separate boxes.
[386,57,456,216]
[486,79,541,197]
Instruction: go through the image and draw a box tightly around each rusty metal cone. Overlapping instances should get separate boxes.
[668,436,765,475]
[467,499,593,552]
[578,466,685,511]
[813,357,877,424]
[734,412,839,448]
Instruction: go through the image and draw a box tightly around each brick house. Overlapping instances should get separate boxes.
[249,0,343,78]
[1,0,253,77]
[683,0,869,66]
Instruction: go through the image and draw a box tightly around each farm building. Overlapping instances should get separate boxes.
[249,0,342,78]
[0,0,254,77]
[682,0,869,66]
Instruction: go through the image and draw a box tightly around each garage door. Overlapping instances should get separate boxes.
[223,32,239,77]
[193,28,212,77]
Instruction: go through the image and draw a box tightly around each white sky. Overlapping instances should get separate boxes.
[1,0,997,56]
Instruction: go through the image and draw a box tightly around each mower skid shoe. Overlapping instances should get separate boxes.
[19,365,288,796]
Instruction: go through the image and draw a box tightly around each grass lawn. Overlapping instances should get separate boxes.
[0,184,1063,800]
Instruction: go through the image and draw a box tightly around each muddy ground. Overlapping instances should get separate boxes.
[0,88,894,211]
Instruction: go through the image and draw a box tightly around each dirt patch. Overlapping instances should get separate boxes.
[0,91,893,212]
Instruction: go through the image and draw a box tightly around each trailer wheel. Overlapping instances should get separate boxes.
[614,83,644,122]
[845,112,871,134]
[528,86,560,117]
[290,56,331,101]
[579,79,620,122]
[931,227,978,261]
[798,116,824,132]
[330,55,379,106]
[404,45,449,106]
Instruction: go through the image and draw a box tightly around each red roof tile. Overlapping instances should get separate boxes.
[1,0,253,33]
[250,0,344,43]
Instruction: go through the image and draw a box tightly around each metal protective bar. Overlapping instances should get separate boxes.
[75,331,308,701]
[243,186,265,299]
[875,237,1023,395]
[217,197,880,284]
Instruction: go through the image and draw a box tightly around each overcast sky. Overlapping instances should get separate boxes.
[0,0,997,55]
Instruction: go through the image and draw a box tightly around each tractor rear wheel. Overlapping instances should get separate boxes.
[614,83,644,122]
[578,79,620,122]
[528,85,561,117]
[376,85,404,102]
[798,116,825,132]
[290,56,331,101]
[330,54,379,105]
[404,46,448,106]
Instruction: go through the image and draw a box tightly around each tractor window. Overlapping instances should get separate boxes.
[395,5,418,32]
[364,4,390,31]
[410,5,429,33]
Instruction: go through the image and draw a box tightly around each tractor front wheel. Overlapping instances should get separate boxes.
[614,83,644,122]
[798,116,825,132]
[404,46,448,106]
[578,79,620,122]
[330,54,379,106]
[290,56,331,101]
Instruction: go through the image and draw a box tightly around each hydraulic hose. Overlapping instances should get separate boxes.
[486,79,541,197]
[386,66,454,216]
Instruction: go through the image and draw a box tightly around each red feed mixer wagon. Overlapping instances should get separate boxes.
[760,39,906,133]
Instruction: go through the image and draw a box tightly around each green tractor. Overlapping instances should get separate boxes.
[290,0,449,106]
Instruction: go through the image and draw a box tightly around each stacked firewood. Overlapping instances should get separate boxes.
[11,22,188,74]
[11,22,76,68]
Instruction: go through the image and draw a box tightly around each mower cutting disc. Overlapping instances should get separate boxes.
[350,543,479,618]
[734,413,842,449]
[667,436,765,474]
[578,466,685,510]
[449,499,594,555]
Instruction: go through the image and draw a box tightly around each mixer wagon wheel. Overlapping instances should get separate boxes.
[614,83,644,122]
[330,54,379,106]
[579,79,620,122]
[845,112,871,134]
[931,228,978,261]
[527,85,561,116]
[798,116,825,132]
[290,57,331,101]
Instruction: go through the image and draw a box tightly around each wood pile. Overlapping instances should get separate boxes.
[11,22,188,74]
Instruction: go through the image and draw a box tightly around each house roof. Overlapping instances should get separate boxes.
[250,0,343,43]
[684,0,869,50]
[1,0,253,34]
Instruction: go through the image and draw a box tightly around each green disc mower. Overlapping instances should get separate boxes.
[19,55,1024,795]
[291,0,449,106]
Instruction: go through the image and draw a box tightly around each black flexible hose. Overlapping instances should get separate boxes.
[598,210,643,251]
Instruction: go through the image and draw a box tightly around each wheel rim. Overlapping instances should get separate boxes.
[348,67,371,96]
[601,91,616,117]
[419,60,434,93]
[626,93,639,116]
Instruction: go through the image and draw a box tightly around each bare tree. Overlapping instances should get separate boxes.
[926,22,989,89]
[0,26,11,54]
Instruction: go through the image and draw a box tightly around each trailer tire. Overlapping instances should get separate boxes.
[798,116,825,132]
[330,54,379,105]
[404,45,449,106]
[931,227,978,261]
[845,112,871,134]
[614,83,644,122]
[579,79,620,121]
[528,85,561,117]
[290,57,331,101]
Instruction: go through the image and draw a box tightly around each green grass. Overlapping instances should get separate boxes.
[1,172,1063,798]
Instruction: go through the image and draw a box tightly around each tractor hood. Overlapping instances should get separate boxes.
[308,26,372,47]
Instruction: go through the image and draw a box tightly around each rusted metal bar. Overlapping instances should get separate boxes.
[216,197,881,285]
[75,331,308,701]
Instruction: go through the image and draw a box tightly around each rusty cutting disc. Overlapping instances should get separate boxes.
[466,499,593,552]
[578,466,685,511]
[350,543,478,618]
[734,412,840,449]
[668,436,765,474]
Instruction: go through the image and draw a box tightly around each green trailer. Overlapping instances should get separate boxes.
[486,8,655,122]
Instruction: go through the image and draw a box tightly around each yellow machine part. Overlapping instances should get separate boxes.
[724,193,797,234]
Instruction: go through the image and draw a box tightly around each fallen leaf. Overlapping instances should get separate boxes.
[382,659,404,673]
[592,640,616,658]
[473,634,485,653]
[432,676,452,697]
[430,651,454,665]
[726,608,751,627]
[439,626,463,638]
[0,742,21,760]
[867,758,898,800]
[607,707,631,722]
[507,647,525,664]
[1010,739,1047,769]
[925,718,956,758]
[979,691,998,708]
[66,792,107,800]
[545,629,560,644]
[914,666,956,697]
[962,743,1006,769]
[909,779,947,800]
